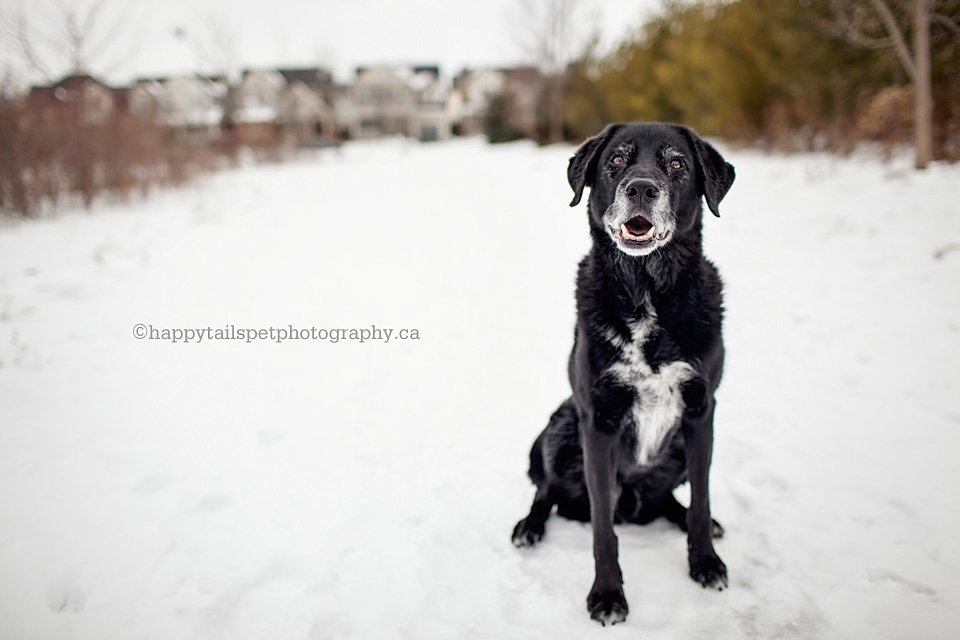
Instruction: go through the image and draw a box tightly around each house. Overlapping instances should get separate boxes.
[126,79,162,119]
[500,66,547,140]
[231,67,337,147]
[448,67,546,139]
[347,66,417,139]
[340,65,452,142]
[23,65,466,150]
[277,67,336,108]
[276,67,337,142]
[128,75,227,141]
[450,68,506,136]
[411,67,451,143]
[26,74,116,125]
[232,69,286,145]
[277,81,335,145]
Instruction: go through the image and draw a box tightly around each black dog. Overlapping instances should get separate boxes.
[511,123,735,625]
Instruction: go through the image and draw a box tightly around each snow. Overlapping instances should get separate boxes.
[1,138,959,639]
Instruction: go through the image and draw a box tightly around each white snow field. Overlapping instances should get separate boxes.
[1,138,958,640]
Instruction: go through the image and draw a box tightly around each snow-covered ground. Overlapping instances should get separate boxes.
[1,138,958,640]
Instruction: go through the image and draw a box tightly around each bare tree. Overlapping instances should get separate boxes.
[509,0,593,142]
[0,14,23,96]
[9,0,139,82]
[824,0,960,168]
[179,12,241,82]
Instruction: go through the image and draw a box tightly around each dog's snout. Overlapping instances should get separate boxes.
[624,179,660,205]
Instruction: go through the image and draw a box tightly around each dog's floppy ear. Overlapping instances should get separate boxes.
[568,124,622,207]
[678,126,735,217]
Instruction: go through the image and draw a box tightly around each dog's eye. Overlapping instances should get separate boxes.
[611,155,625,166]
[669,158,684,170]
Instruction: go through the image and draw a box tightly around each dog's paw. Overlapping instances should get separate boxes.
[586,587,628,626]
[689,553,728,590]
[511,517,544,547]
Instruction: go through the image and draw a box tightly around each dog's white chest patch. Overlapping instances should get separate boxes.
[605,314,694,466]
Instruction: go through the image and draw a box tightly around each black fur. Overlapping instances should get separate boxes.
[511,123,735,625]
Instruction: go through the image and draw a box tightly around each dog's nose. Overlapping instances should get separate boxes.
[624,179,660,204]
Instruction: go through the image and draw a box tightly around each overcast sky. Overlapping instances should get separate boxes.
[1,0,660,86]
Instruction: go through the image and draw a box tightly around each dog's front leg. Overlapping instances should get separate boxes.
[683,398,727,589]
[581,424,628,625]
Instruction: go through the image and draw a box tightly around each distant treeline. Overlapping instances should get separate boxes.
[559,0,959,158]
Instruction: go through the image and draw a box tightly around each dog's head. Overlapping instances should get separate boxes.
[568,123,735,257]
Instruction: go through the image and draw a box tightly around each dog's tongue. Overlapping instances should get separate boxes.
[622,215,654,240]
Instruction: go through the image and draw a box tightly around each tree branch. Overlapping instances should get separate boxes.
[933,11,960,39]
[86,0,134,67]
[14,7,53,81]
[61,2,86,73]
[820,0,898,50]
[867,0,917,81]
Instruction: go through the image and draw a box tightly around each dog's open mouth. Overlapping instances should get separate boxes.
[616,215,656,242]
